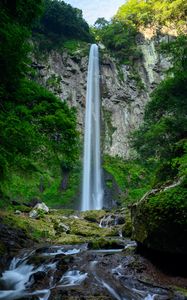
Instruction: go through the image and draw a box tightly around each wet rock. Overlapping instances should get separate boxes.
[0,219,33,271]
[82,210,106,223]
[32,271,46,283]
[99,214,116,227]
[117,215,126,225]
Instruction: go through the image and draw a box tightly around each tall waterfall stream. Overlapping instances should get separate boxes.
[81,44,103,211]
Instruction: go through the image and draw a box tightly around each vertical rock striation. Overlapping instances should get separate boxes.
[33,33,171,158]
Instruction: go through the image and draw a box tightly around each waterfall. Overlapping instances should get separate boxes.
[81,44,103,211]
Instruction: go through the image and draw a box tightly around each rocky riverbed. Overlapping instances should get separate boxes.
[0,207,187,300]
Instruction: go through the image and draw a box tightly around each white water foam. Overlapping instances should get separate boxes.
[59,270,87,287]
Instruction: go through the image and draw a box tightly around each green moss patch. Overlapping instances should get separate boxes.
[132,181,187,254]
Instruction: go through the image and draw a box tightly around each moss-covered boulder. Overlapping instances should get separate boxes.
[88,238,124,250]
[81,210,106,223]
[131,181,187,254]
[121,209,132,238]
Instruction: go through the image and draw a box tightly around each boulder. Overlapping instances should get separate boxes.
[131,180,187,255]
[88,238,124,250]
[29,209,38,219]
[34,202,49,213]
[29,202,49,219]
[55,222,70,234]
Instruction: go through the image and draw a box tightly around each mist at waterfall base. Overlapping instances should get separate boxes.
[81,44,104,211]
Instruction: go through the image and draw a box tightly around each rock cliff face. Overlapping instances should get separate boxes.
[33,33,170,158]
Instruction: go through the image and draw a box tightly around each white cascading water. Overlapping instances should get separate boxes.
[81,44,103,211]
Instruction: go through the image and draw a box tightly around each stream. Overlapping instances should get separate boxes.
[0,241,176,300]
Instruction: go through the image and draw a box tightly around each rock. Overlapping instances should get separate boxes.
[55,222,70,234]
[29,202,49,219]
[122,222,132,238]
[32,271,46,283]
[82,210,106,223]
[0,218,33,271]
[14,210,22,215]
[88,238,124,250]
[29,209,38,219]
[121,210,132,238]
[33,34,170,159]
[131,180,187,255]
[116,215,125,225]
[34,202,49,213]
[99,214,117,227]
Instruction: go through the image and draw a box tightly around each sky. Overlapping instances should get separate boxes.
[64,0,126,25]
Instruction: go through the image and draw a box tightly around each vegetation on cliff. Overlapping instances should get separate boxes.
[0,0,91,207]
[116,0,187,31]
[113,0,187,254]
[33,0,93,51]
[132,34,187,185]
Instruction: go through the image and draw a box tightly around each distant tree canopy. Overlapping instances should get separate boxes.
[92,19,139,63]
[34,0,92,45]
[116,0,187,31]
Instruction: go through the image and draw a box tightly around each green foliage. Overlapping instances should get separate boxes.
[88,238,122,250]
[132,182,187,254]
[132,30,187,186]
[0,11,30,95]
[33,0,93,49]
[116,0,153,27]
[0,0,81,207]
[132,71,187,183]
[103,155,151,204]
[160,35,187,74]
[0,0,44,28]
[0,80,80,206]
[148,184,187,223]
[116,0,187,31]
[93,19,139,63]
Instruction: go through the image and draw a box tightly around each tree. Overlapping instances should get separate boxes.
[34,0,92,44]
[94,18,109,29]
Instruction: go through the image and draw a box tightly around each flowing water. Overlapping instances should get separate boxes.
[0,244,174,300]
[81,44,103,211]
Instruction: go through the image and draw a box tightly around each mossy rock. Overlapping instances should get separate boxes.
[81,210,106,223]
[122,221,132,238]
[88,238,124,250]
[0,241,6,256]
[55,233,87,244]
[68,218,114,237]
[13,205,31,213]
[131,182,187,254]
